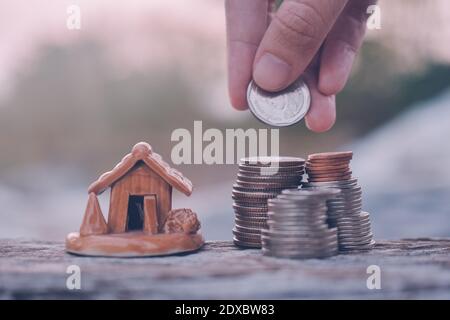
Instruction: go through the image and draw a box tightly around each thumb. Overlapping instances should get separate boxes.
[253,0,348,91]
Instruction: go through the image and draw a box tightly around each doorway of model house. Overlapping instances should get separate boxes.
[126,194,158,234]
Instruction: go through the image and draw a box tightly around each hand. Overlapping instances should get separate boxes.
[226,0,375,132]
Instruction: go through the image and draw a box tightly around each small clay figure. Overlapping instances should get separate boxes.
[163,208,201,234]
[65,142,204,257]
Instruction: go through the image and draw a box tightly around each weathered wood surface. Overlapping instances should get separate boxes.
[1,238,450,299]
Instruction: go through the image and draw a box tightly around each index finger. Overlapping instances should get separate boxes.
[226,0,270,110]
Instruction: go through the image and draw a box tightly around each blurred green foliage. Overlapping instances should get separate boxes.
[338,42,450,133]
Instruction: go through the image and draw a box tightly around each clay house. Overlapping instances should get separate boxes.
[84,142,193,235]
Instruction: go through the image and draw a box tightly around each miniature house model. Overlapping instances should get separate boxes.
[66,142,204,257]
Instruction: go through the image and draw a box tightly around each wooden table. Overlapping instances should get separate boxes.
[1,238,450,299]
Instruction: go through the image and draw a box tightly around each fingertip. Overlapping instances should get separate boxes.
[228,74,249,110]
[305,107,336,133]
[227,42,254,111]
[229,90,249,111]
[305,94,336,133]
[227,61,250,111]
[318,73,345,96]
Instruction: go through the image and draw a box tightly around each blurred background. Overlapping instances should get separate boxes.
[1,0,449,241]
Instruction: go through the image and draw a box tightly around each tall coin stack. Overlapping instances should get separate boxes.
[303,152,375,252]
[232,157,305,248]
[262,189,340,259]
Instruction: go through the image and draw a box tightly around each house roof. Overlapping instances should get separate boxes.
[88,142,193,196]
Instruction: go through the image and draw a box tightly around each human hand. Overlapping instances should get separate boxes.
[226,0,375,132]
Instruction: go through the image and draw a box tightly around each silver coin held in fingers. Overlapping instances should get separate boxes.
[247,77,311,127]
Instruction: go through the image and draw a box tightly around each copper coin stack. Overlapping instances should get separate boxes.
[232,156,305,248]
[303,152,375,252]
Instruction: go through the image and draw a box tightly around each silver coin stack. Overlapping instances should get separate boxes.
[232,157,305,248]
[262,189,340,259]
[303,153,375,252]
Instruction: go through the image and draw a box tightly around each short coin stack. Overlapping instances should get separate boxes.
[232,157,305,248]
[303,152,375,252]
[262,189,340,259]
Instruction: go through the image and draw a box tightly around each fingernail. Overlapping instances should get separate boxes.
[254,53,291,91]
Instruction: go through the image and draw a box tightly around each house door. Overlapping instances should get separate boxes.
[126,194,158,233]
[126,195,144,231]
[143,195,158,234]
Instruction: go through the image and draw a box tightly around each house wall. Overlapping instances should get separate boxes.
[107,162,172,233]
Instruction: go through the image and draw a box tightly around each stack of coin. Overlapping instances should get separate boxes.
[303,152,375,252]
[262,189,340,259]
[305,152,353,182]
[232,157,305,248]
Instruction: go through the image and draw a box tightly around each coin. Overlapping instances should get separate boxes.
[307,169,351,177]
[268,204,328,212]
[267,221,329,231]
[262,228,337,239]
[262,245,337,259]
[267,218,328,227]
[247,78,311,127]
[233,238,261,248]
[237,173,302,183]
[308,151,353,161]
[241,156,305,167]
[238,170,305,178]
[233,198,269,206]
[234,211,268,218]
[328,203,363,210]
[234,210,268,217]
[235,180,300,189]
[234,224,262,234]
[235,219,267,229]
[280,188,340,196]
[232,189,279,198]
[307,175,352,182]
[262,240,337,250]
[233,228,261,238]
[262,243,338,251]
[239,164,305,172]
[305,162,350,170]
[339,240,375,251]
[303,178,358,187]
[331,198,362,205]
[336,221,371,229]
[232,184,291,193]
[233,203,268,213]
[262,242,338,254]
[235,215,268,224]
[338,226,372,235]
[262,249,338,258]
[328,190,363,198]
[307,171,352,178]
